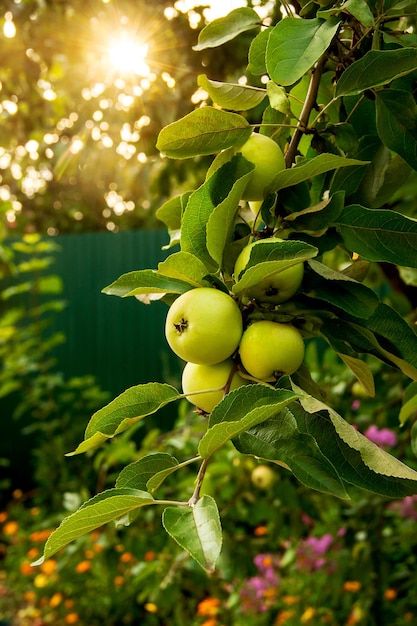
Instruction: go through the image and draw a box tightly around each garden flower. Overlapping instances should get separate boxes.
[75,560,91,573]
[3,520,18,536]
[296,533,335,572]
[343,581,362,592]
[388,495,417,520]
[197,597,221,617]
[364,424,398,448]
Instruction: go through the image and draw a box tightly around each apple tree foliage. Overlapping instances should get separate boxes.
[35,0,417,573]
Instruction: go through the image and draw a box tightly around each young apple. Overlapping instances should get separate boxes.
[165,287,243,365]
[182,359,248,413]
[238,132,285,201]
[234,239,304,304]
[239,320,305,381]
[251,464,277,490]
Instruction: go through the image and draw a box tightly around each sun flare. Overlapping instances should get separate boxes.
[108,38,150,76]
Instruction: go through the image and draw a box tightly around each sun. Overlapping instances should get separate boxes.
[108,37,150,76]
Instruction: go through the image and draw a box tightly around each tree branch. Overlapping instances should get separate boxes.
[285,54,327,168]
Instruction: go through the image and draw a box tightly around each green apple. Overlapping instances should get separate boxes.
[182,359,248,413]
[251,464,276,490]
[234,239,304,304]
[238,320,305,381]
[165,287,243,365]
[238,133,285,201]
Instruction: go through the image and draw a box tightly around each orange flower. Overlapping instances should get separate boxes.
[93,542,104,553]
[24,591,37,604]
[254,525,268,537]
[27,547,40,560]
[20,561,34,576]
[0,512,8,523]
[144,550,155,561]
[275,610,295,624]
[201,620,217,626]
[283,595,301,606]
[12,489,23,499]
[343,581,362,593]
[84,549,94,560]
[29,529,53,542]
[65,599,74,609]
[75,560,91,574]
[50,592,63,608]
[197,597,221,617]
[65,612,79,624]
[120,551,134,563]
[30,507,41,516]
[384,588,397,600]
[3,520,19,536]
[40,559,58,575]
[114,576,124,586]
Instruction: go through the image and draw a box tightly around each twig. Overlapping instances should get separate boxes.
[284,54,327,168]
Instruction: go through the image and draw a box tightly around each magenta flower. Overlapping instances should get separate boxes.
[364,424,398,448]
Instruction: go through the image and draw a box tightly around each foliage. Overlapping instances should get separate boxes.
[32,0,417,579]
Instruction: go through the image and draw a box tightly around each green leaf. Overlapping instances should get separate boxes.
[294,398,417,497]
[247,27,270,75]
[199,385,300,458]
[335,204,417,268]
[101,269,192,300]
[162,496,222,572]
[305,259,379,319]
[68,384,180,455]
[193,7,260,51]
[336,48,417,97]
[157,252,213,288]
[285,191,345,232]
[33,489,155,565]
[266,81,292,115]
[206,160,254,267]
[234,408,349,498]
[271,154,368,193]
[197,74,266,111]
[156,193,190,249]
[399,382,417,426]
[156,107,251,159]
[232,240,318,295]
[318,0,374,26]
[266,18,340,86]
[116,453,180,492]
[376,89,417,171]
[181,154,253,270]
[337,353,375,397]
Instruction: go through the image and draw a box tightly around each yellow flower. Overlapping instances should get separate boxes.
[144,603,158,613]
[34,573,49,588]
[301,607,316,623]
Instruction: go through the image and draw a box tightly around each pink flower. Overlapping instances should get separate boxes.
[364,424,398,448]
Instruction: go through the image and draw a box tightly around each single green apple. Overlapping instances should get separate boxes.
[234,239,304,304]
[182,358,248,413]
[251,464,276,489]
[238,133,285,201]
[165,287,243,365]
[238,320,305,381]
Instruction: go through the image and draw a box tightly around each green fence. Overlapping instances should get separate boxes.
[51,229,181,396]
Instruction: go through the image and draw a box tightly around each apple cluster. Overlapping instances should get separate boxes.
[164,132,305,413]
